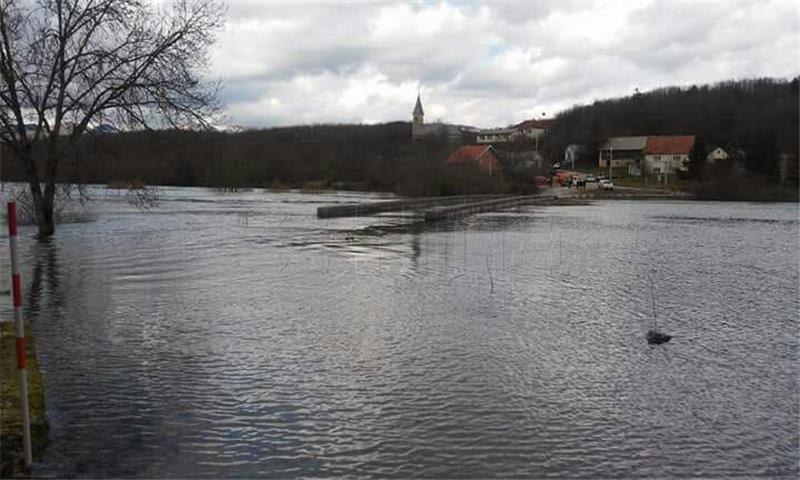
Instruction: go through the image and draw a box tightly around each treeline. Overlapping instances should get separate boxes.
[2,121,529,196]
[3,77,795,199]
[542,77,799,183]
[2,122,450,193]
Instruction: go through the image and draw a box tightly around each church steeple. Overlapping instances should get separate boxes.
[413,93,424,125]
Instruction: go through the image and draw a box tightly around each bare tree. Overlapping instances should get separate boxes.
[0,0,224,238]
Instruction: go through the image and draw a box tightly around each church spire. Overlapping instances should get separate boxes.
[413,93,424,126]
[413,93,424,116]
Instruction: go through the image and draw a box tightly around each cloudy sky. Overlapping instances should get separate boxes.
[208,0,799,129]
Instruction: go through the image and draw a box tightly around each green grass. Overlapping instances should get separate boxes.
[611,175,692,191]
[1,321,48,477]
[612,176,649,188]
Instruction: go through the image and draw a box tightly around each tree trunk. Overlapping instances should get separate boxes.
[18,147,56,239]
[39,182,56,238]
[27,180,50,238]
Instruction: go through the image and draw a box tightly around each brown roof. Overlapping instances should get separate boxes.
[644,135,695,155]
[445,145,500,174]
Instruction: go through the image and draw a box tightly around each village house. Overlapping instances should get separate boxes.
[643,135,695,174]
[599,135,696,175]
[514,119,552,141]
[706,147,728,163]
[476,127,516,144]
[598,136,648,175]
[706,146,747,176]
[475,118,553,145]
[445,145,500,176]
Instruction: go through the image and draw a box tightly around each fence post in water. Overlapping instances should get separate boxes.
[6,202,33,467]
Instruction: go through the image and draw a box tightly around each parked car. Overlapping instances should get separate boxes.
[598,179,614,191]
[560,177,572,187]
[535,176,549,186]
[586,175,596,183]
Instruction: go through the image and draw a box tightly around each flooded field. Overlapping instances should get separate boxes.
[1,187,798,478]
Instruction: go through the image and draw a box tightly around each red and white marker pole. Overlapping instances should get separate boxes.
[7,202,32,466]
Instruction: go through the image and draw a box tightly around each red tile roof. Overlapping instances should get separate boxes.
[644,135,695,155]
[445,145,500,174]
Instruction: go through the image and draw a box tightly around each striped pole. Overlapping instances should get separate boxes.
[7,202,32,466]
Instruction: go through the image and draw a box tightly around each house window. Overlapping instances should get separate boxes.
[673,155,680,161]
[654,155,660,161]
[653,167,661,174]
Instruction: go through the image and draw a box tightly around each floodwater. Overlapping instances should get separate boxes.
[1,187,798,478]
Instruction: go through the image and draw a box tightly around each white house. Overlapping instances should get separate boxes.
[642,135,695,174]
[476,127,516,144]
[706,147,728,163]
[475,119,553,145]
[514,119,552,141]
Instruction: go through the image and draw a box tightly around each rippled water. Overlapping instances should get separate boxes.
[1,188,798,478]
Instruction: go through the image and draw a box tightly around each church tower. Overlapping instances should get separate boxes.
[412,93,424,139]
[413,93,424,125]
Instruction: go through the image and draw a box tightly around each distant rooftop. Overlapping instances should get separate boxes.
[601,136,648,151]
[644,135,695,155]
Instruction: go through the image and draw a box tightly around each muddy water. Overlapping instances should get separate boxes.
[1,188,797,478]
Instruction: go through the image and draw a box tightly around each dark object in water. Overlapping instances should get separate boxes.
[646,330,672,345]
[646,273,671,345]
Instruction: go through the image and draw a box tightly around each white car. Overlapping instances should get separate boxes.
[598,179,614,191]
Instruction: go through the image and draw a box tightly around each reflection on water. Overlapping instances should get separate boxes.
[26,239,62,317]
[1,188,797,478]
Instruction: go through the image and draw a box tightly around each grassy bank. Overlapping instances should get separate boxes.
[1,321,48,477]
[568,170,798,202]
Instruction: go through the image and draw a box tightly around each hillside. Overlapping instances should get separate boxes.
[2,77,797,198]
[541,77,799,181]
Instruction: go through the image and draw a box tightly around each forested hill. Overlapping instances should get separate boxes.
[2,77,797,193]
[1,122,458,194]
[542,77,799,176]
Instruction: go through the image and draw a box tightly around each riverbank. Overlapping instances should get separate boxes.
[1,321,47,477]
[563,168,799,202]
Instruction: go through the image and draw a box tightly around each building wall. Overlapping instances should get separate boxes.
[516,127,546,140]
[644,154,688,174]
[476,132,513,144]
[598,149,642,168]
[478,152,500,176]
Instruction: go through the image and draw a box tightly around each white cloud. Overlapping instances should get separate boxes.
[209,0,799,128]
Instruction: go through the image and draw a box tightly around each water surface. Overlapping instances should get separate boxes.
[1,188,797,478]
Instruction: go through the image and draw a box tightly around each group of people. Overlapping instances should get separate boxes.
[567,176,587,190]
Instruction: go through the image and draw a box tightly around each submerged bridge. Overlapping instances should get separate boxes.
[316,194,562,221]
[316,186,690,222]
